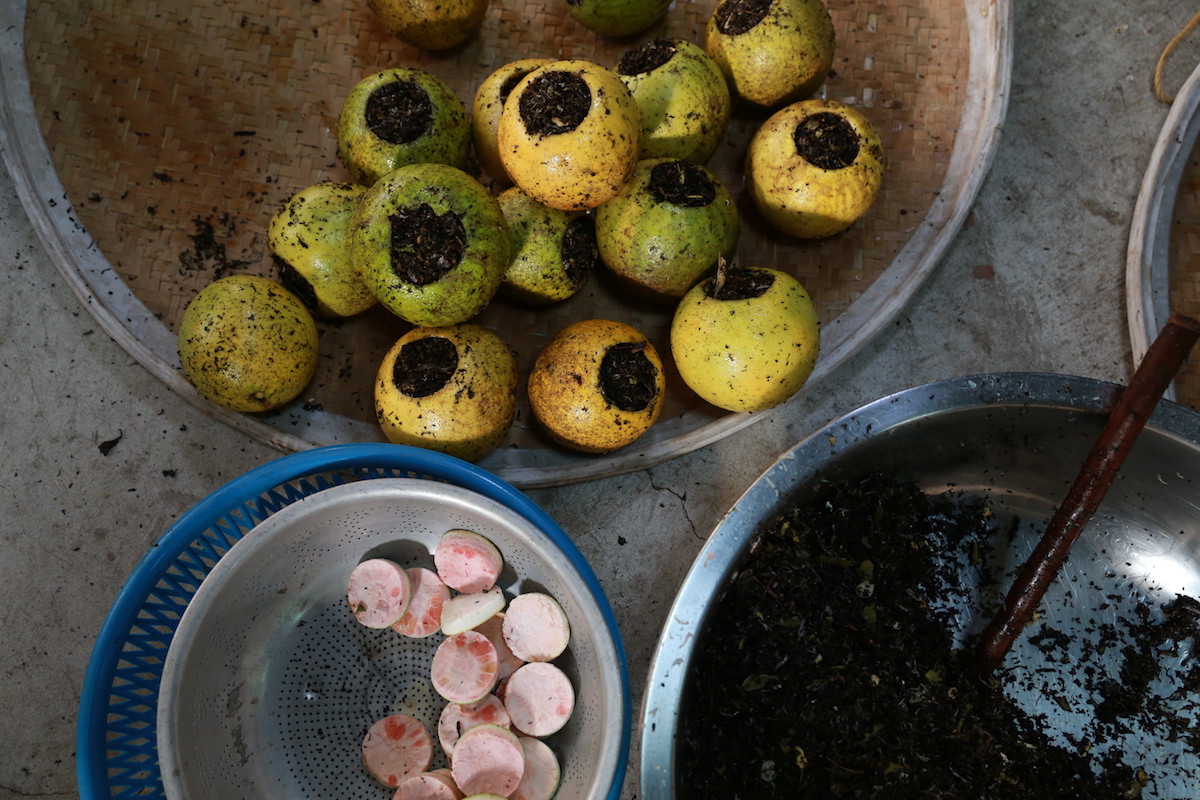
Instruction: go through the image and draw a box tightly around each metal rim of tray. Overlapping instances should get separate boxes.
[74,442,631,800]
[0,0,1012,488]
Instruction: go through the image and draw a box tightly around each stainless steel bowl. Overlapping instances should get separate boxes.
[640,373,1200,799]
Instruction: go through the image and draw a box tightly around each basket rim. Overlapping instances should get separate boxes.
[75,442,632,800]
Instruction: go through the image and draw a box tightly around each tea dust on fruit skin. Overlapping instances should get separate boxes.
[677,474,1154,799]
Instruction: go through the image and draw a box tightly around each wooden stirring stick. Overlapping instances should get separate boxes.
[974,314,1200,675]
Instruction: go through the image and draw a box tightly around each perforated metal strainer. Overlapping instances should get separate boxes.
[157,477,626,799]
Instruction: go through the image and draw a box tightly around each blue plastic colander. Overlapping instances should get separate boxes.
[76,443,631,800]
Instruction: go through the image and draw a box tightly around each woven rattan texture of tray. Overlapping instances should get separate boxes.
[20,0,1006,486]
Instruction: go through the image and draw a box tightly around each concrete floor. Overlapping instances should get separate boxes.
[3,2,1200,798]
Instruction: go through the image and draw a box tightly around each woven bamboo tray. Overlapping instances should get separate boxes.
[3,0,1011,487]
[1128,56,1200,413]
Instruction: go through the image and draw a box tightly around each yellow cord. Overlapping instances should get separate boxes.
[1154,8,1200,104]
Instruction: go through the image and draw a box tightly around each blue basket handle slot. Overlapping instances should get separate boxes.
[76,443,631,800]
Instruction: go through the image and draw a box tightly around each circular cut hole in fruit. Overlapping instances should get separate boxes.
[599,342,659,412]
[710,264,775,301]
[616,38,678,75]
[560,215,599,287]
[649,160,717,208]
[500,70,537,106]
[714,0,772,35]
[388,203,467,285]
[793,111,861,170]
[518,71,591,136]
[273,257,320,312]
[393,336,458,397]
[366,80,434,144]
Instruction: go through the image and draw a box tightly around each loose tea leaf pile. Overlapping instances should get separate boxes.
[679,474,1154,798]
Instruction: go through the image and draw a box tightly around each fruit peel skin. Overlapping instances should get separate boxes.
[337,68,470,186]
[177,275,319,413]
[618,39,732,163]
[268,181,377,319]
[498,186,592,305]
[670,267,820,412]
[596,158,739,301]
[705,0,835,109]
[747,98,884,238]
[472,58,555,185]
[367,0,489,50]
[497,60,641,211]
[527,319,665,454]
[375,324,518,462]
[564,0,672,38]
[353,163,509,327]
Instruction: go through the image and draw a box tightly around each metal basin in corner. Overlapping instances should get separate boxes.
[640,372,1200,799]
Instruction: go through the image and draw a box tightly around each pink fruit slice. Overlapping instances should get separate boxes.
[512,736,561,800]
[431,630,500,704]
[450,723,525,798]
[438,694,512,757]
[394,567,450,638]
[394,770,464,800]
[348,558,412,629]
[476,612,525,680]
[502,662,575,738]
[501,592,570,662]
[435,529,504,594]
[361,713,434,787]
